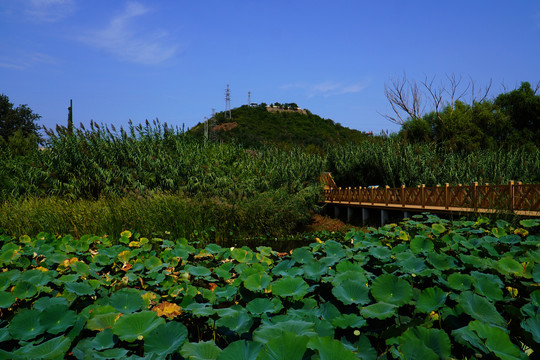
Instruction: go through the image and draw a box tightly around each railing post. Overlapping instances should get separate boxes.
[473,182,478,211]
[385,185,390,206]
[509,181,514,211]
[421,184,425,208]
[348,187,351,204]
[371,187,374,205]
[401,185,405,208]
[445,183,449,209]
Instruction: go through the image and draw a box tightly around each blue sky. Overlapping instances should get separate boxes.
[1,1,539,134]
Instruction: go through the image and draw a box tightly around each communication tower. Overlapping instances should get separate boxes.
[203,116,209,145]
[209,108,217,142]
[225,84,231,120]
[248,91,251,106]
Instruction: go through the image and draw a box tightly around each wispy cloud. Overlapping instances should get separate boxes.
[0,51,57,70]
[80,2,178,65]
[283,80,370,98]
[25,0,75,23]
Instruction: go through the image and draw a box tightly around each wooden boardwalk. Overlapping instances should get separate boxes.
[321,173,540,217]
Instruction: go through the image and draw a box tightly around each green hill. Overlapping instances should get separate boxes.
[189,104,369,148]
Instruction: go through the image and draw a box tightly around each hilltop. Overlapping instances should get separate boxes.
[189,103,370,149]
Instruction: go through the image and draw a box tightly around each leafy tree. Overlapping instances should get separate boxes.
[0,93,42,144]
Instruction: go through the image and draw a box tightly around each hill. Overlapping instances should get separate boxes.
[189,104,370,148]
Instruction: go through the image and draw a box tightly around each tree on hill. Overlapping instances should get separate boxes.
[0,94,42,154]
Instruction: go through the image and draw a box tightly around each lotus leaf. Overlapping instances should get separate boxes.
[40,304,78,334]
[144,321,188,356]
[360,302,397,319]
[332,279,370,305]
[87,312,121,331]
[431,223,446,235]
[522,315,540,343]
[257,331,309,360]
[112,311,165,342]
[186,265,212,277]
[520,219,540,228]
[452,326,489,354]
[180,340,221,360]
[244,273,272,292]
[457,292,506,326]
[231,248,251,263]
[496,257,524,277]
[447,273,473,291]
[8,309,46,340]
[410,236,434,253]
[0,291,15,308]
[12,281,38,299]
[398,327,451,360]
[292,247,314,264]
[253,320,316,344]
[307,336,357,360]
[302,261,330,280]
[271,276,309,299]
[368,246,391,260]
[472,277,503,301]
[216,309,253,334]
[530,290,540,307]
[416,287,447,313]
[426,252,456,271]
[533,263,540,283]
[214,285,237,300]
[331,313,367,329]
[13,335,71,359]
[19,269,53,286]
[217,340,262,360]
[246,298,283,315]
[109,288,145,313]
[64,281,95,296]
[0,269,20,290]
[332,270,368,286]
[468,320,523,359]
[370,274,413,306]
[215,262,234,280]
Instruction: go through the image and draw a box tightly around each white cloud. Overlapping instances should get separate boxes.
[80,2,178,65]
[284,80,370,98]
[0,51,57,70]
[25,0,75,23]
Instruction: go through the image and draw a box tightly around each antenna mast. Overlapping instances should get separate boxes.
[248,90,251,106]
[225,84,231,120]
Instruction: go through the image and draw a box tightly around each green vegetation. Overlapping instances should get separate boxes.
[0,93,42,156]
[0,216,539,358]
[190,104,369,149]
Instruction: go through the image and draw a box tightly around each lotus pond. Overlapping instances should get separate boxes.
[0,215,539,359]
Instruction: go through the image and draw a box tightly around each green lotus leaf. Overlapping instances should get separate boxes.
[332,270,368,287]
[370,274,413,306]
[9,309,46,340]
[215,262,234,280]
[70,261,90,276]
[398,327,451,360]
[231,248,251,263]
[457,292,506,326]
[416,287,447,313]
[13,335,71,359]
[520,219,540,228]
[354,335,377,360]
[180,340,221,360]
[0,269,20,291]
[324,240,347,258]
[431,223,446,235]
[87,312,121,331]
[40,304,78,334]
[320,302,341,322]
[33,296,69,311]
[0,328,10,343]
[291,247,314,264]
[217,340,262,360]
[19,269,54,286]
[368,246,391,260]
[87,348,129,359]
[452,326,489,354]
[530,290,540,307]
[472,277,503,301]
[302,261,330,280]
[144,321,188,356]
[257,331,309,360]
[214,285,237,301]
[253,320,316,344]
[244,273,272,292]
[144,256,163,270]
[533,263,540,283]
[246,298,283,315]
[271,277,309,299]
[109,288,145,313]
[12,281,38,299]
[410,236,434,254]
[216,309,253,335]
[397,256,429,275]
[185,302,215,317]
[332,279,370,305]
[447,273,473,291]
[468,320,523,359]
[64,281,95,296]
[307,336,357,360]
[91,328,116,350]
[186,265,212,277]
[112,311,165,342]
[496,257,524,277]
[360,302,397,319]
[521,315,540,344]
[0,291,15,308]
[331,313,367,329]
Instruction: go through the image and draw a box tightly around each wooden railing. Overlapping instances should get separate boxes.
[324,181,540,216]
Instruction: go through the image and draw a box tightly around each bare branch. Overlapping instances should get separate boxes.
[534,80,540,95]
[382,74,423,125]
[421,75,443,120]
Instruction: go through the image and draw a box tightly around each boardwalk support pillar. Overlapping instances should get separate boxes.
[381,209,389,226]
[362,208,369,226]
[347,207,354,224]
[404,211,411,219]
[334,206,340,219]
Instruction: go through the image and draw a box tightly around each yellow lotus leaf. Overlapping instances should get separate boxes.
[152,301,182,318]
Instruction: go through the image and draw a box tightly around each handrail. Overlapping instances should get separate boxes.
[323,180,540,216]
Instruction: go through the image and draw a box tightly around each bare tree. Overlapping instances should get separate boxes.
[381,74,424,125]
